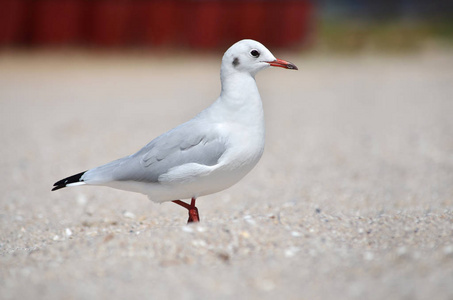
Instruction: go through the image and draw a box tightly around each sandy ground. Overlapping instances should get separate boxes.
[1,49,453,300]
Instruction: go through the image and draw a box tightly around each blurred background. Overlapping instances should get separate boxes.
[0,0,452,51]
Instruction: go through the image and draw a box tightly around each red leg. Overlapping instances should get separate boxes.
[172,197,200,223]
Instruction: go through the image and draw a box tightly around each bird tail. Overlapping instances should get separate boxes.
[52,171,87,191]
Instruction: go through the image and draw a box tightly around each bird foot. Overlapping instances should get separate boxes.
[187,206,200,223]
[172,198,200,223]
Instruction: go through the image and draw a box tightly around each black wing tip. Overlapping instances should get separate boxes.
[51,170,87,192]
[51,185,65,191]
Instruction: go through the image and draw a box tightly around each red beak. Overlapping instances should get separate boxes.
[267,58,298,70]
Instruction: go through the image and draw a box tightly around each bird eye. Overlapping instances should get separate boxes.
[250,50,260,58]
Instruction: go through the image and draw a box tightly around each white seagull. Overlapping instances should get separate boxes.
[52,39,297,223]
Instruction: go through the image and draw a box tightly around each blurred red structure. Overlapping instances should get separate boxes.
[33,0,85,45]
[0,0,28,45]
[136,1,180,46]
[90,0,133,46]
[0,0,313,48]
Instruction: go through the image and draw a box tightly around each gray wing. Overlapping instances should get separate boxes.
[82,121,227,184]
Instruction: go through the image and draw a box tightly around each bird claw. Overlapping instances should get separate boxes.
[173,198,200,223]
[187,207,200,223]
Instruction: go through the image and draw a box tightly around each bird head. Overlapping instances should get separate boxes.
[221,39,298,78]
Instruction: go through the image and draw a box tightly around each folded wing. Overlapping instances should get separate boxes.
[81,121,227,185]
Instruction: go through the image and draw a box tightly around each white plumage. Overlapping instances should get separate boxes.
[52,39,297,222]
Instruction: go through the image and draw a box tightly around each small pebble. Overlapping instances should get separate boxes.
[196,226,207,232]
[243,215,256,225]
[443,245,453,255]
[182,226,194,233]
[123,211,136,219]
[285,247,300,257]
[192,239,207,247]
[364,252,374,261]
[397,246,407,256]
[77,194,87,206]
[240,231,250,239]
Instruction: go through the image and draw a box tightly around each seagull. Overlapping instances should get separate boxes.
[52,39,297,223]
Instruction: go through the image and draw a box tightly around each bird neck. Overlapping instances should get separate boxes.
[211,71,264,129]
[220,72,260,105]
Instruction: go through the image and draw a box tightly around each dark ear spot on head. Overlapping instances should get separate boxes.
[232,57,240,67]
